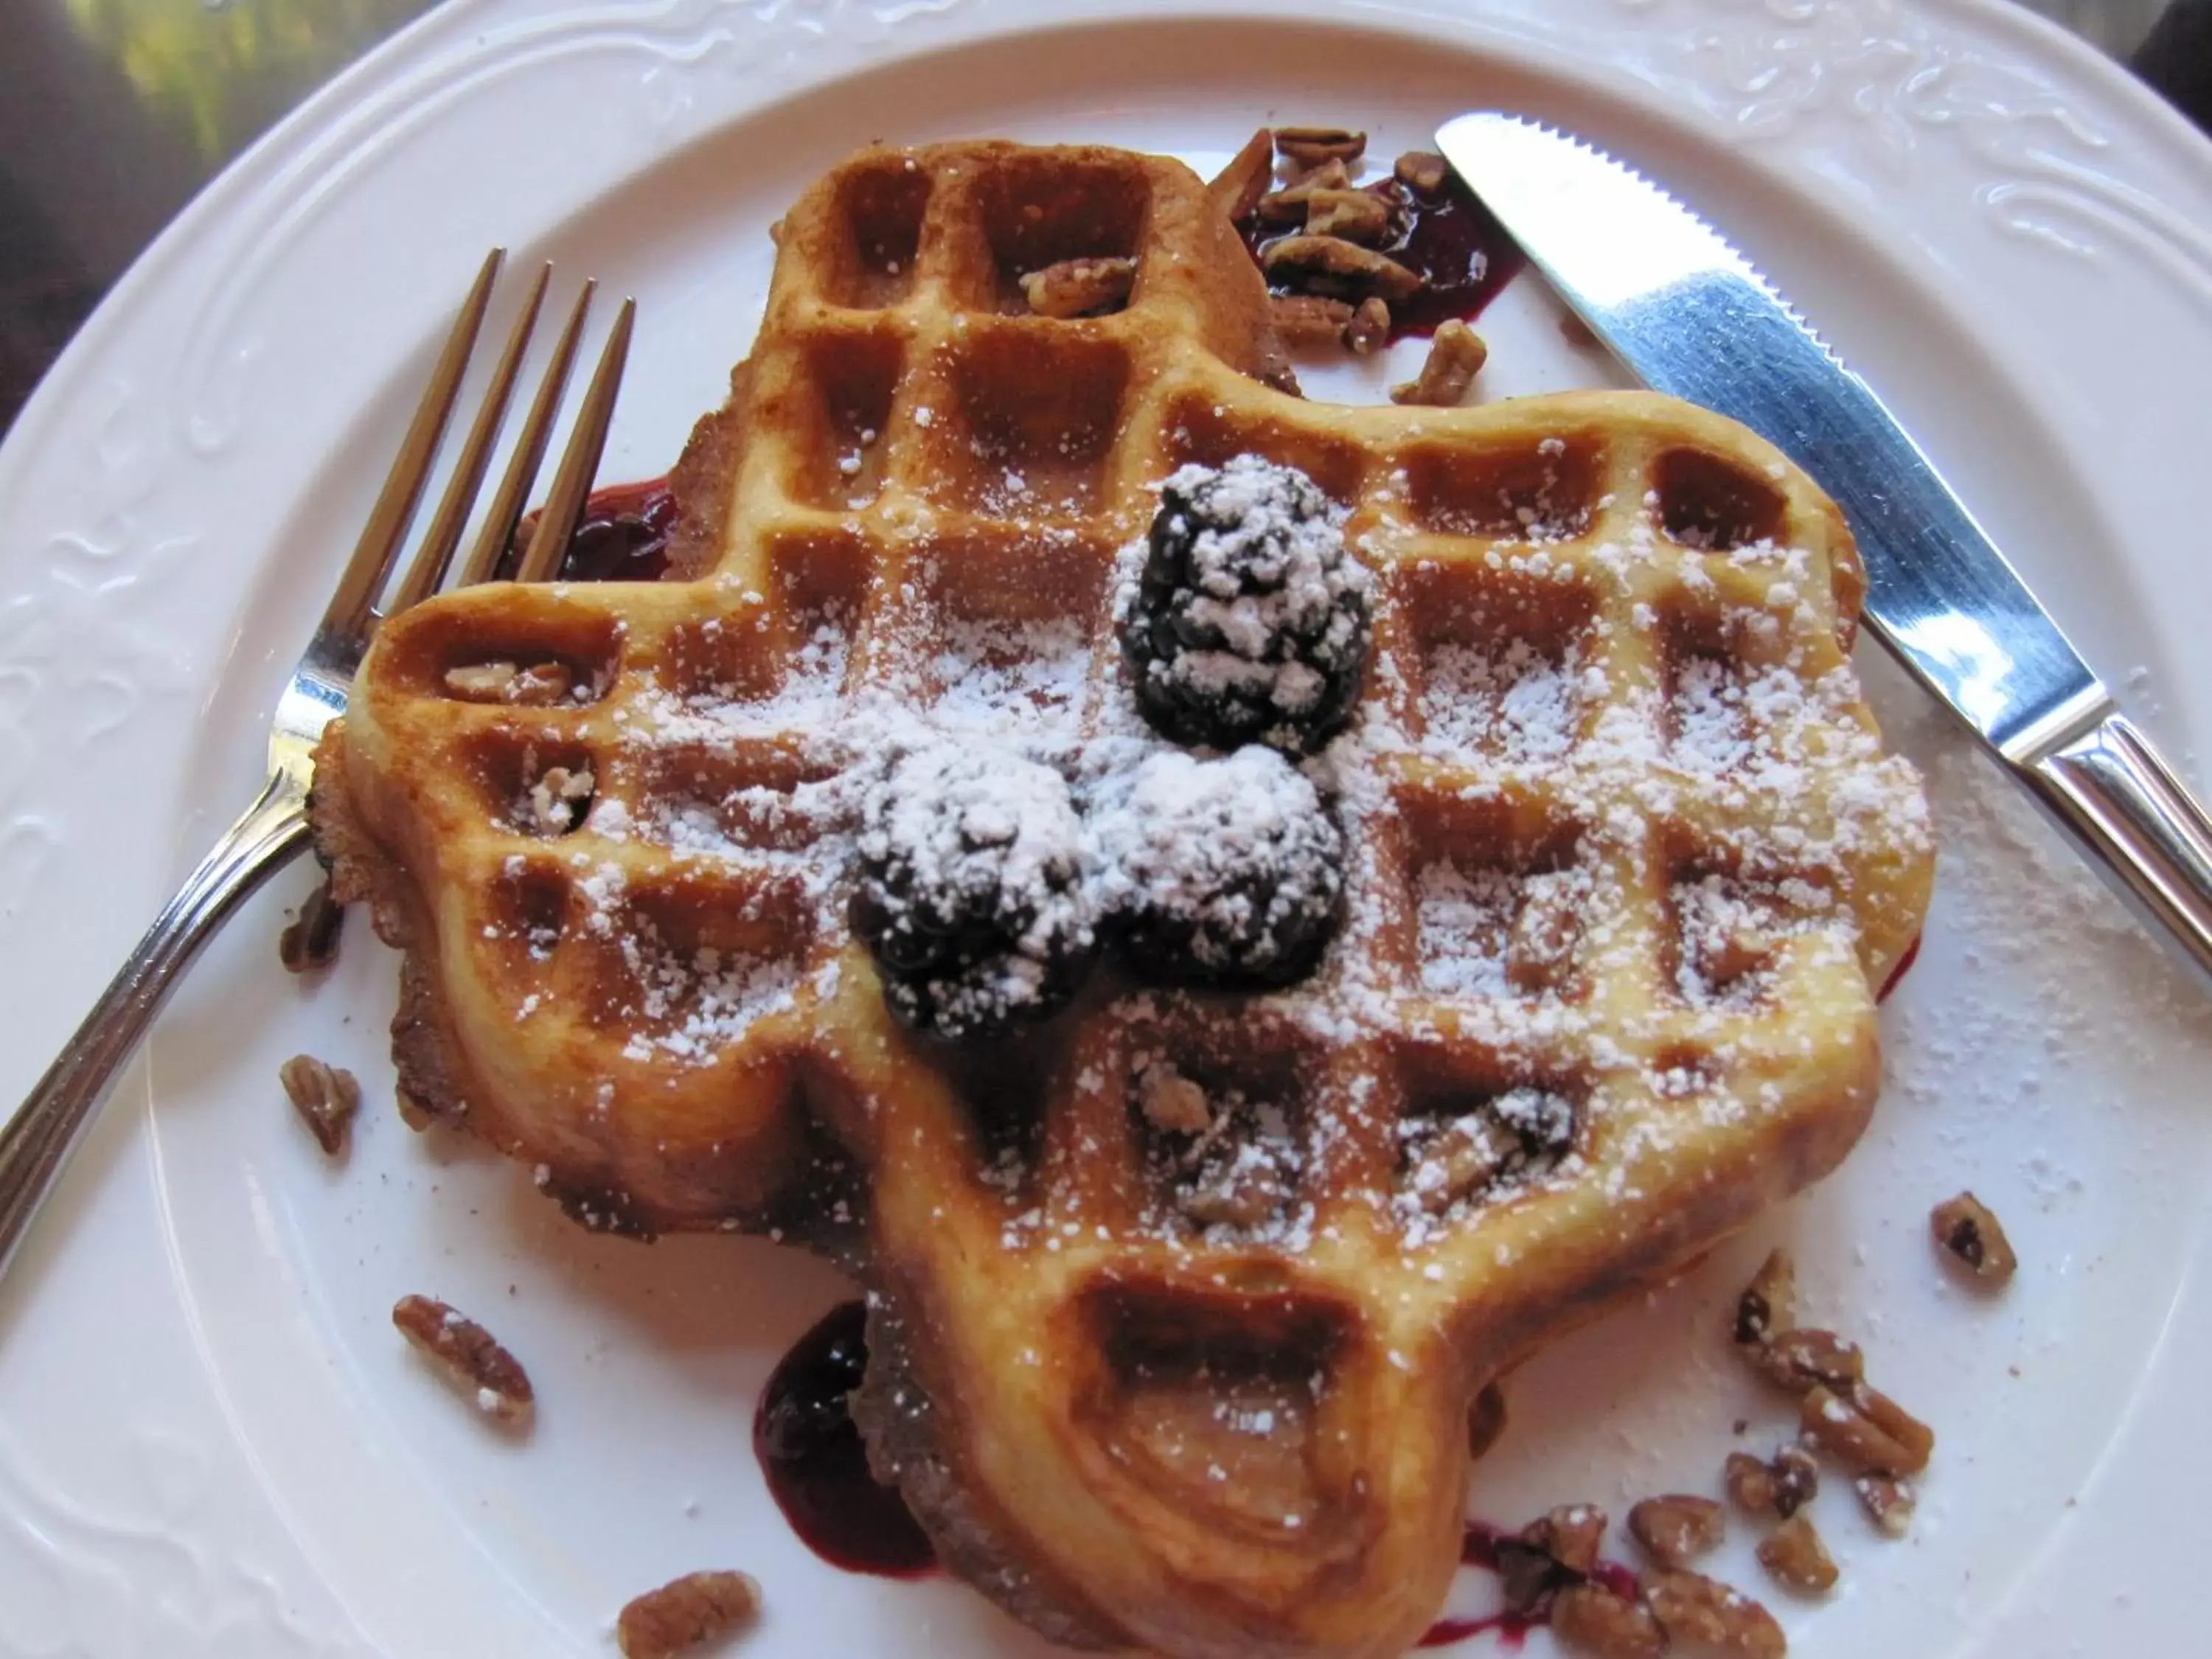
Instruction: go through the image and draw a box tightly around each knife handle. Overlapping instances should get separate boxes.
[2022,712,2212,984]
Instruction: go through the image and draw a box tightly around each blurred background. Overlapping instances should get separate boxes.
[0,0,2202,434]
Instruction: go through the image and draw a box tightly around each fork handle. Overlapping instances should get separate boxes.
[0,773,312,1282]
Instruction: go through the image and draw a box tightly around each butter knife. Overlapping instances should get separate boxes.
[1435,111,2212,989]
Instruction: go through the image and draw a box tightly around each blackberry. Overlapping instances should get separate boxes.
[1094,746,1343,987]
[851,745,1097,1040]
[1121,456,1370,754]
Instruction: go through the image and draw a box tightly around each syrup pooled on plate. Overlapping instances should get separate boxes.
[508,474,678,583]
[753,1301,937,1579]
[1418,1521,1643,1649]
[1237,163,1526,341]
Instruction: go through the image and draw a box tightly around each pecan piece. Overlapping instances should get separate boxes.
[1747,1327,1864,1395]
[1395,149,1450,194]
[1209,127,1274,223]
[1553,1583,1669,1658]
[1725,1445,1818,1520]
[1496,1503,1607,1612]
[1019,255,1136,319]
[1344,296,1390,355]
[1537,1503,1608,1576]
[1262,234,1424,302]
[1642,1569,1787,1658]
[1854,1472,1917,1538]
[1285,156,1352,192]
[1930,1191,2017,1287]
[279,1054,360,1155]
[1799,1383,1933,1475]
[1391,319,1488,406]
[1268,293,1355,347]
[279,876,346,973]
[616,1570,762,1659]
[1628,1494,1725,1570]
[1178,1157,1287,1229]
[1405,1112,1517,1213]
[1733,1248,1797,1346]
[1135,1062,1211,1135]
[442,658,576,706]
[392,1295,535,1427]
[1275,126,1366,169]
[1756,1513,1837,1594]
[1305,189,1392,243]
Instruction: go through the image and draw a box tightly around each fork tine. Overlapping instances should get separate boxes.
[512,296,635,584]
[385,262,552,616]
[456,279,596,588]
[319,248,503,639]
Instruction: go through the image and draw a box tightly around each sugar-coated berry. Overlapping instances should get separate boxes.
[852,745,1097,1040]
[1093,745,1343,987]
[1121,456,1371,754]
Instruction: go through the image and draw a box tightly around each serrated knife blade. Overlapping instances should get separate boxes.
[1436,111,2212,990]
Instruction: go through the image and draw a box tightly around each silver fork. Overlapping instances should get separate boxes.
[0,249,636,1281]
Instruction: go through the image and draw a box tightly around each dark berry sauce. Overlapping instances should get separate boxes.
[1237,169,1526,342]
[752,1301,937,1579]
[510,474,678,583]
[1418,1521,1641,1650]
[1877,933,1921,1003]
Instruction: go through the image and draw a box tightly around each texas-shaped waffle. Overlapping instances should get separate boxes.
[312,141,1933,1659]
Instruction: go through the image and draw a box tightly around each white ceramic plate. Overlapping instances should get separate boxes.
[4,1,2212,1654]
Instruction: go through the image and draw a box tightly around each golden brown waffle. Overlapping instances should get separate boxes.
[314,140,1933,1659]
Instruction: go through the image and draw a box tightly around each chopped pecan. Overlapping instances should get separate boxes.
[1020,255,1136,319]
[1642,1569,1787,1658]
[1496,1503,1607,1613]
[1405,1112,1517,1214]
[1799,1383,1933,1475]
[1537,1503,1608,1577]
[279,876,346,973]
[1756,1513,1837,1594]
[1136,1062,1211,1135]
[395,1087,440,1132]
[1262,234,1424,302]
[1178,1158,1286,1229]
[1286,156,1353,192]
[1748,1327,1864,1395]
[1560,310,1603,349]
[1930,1191,2017,1287]
[279,1054,359,1156]
[1468,1381,1509,1458]
[1268,293,1355,347]
[1628,1494,1725,1570]
[1209,127,1274,223]
[1733,1248,1797,1346]
[392,1294,535,1427]
[1344,296,1390,355]
[1725,1445,1818,1520]
[616,1570,762,1659]
[1305,189,1392,243]
[1395,149,1450,194]
[1275,126,1366,169]
[1553,1584,1669,1659]
[1854,1472,1916,1538]
[442,658,575,706]
[1391,319,1487,406]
